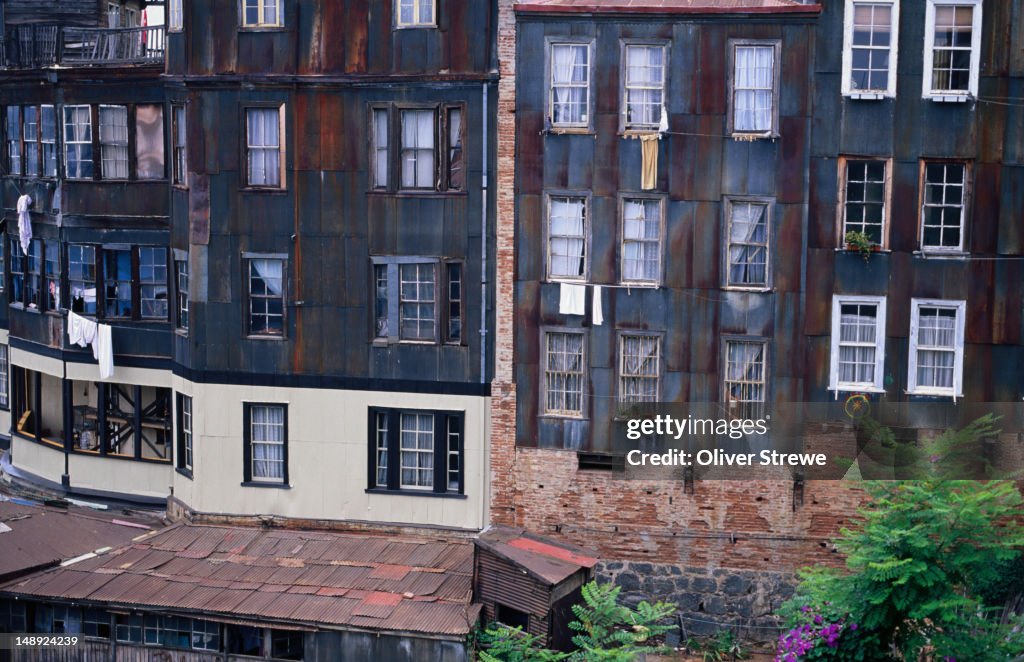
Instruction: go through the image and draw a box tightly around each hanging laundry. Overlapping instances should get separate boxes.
[16,194,32,254]
[640,135,659,190]
[95,324,115,379]
[592,285,604,326]
[559,282,586,315]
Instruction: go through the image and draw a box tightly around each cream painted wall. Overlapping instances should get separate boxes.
[7,352,491,531]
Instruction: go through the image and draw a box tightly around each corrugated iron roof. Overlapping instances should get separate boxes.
[0,523,478,637]
[0,500,159,581]
[515,0,821,13]
[476,526,600,586]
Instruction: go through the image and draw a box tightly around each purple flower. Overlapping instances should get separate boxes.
[814,615,823,625]
[850,623,858,631]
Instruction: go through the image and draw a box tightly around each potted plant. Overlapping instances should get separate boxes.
[844,230,877,262]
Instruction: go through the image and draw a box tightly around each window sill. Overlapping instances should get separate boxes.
[845,92,890,101]
[834,247,891,254]
[539,413,588,421]
[829,385,886,394]
[620,128,661,137]
[367,190,467,198]
[722,285,772,293]
[172,184,189,191]
[365,488,466,499]
[545,127,595,136]
[240,481,290,489]
[926,94,971,103]
[914,250,968,259]
[730,132,778,141]
[238,26,286,32]
[239,187,287,195]
[394,24,438,30]
[905,389,963,399]
[618,281,659,289]
[175,467,193,480]
[10,304,42,315]
[245,334,286,341]
[174,328,189,338]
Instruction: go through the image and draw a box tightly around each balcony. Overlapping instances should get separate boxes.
[0,24,165,68]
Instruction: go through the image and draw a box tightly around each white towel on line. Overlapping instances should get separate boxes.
[95,324,114,379]
[16,194,32,255]
[592,285,604,326]
[559,283,586,315]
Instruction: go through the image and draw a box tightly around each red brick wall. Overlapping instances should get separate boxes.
[489,0,518,526]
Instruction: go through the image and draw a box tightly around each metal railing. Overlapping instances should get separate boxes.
[0,24,165,68]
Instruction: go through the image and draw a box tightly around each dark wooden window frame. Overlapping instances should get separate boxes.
[243,252,288,339]
[58,104,167,182]
[726,39,782,138]
[242,402,290,488]
[367,407,465,497]
[366,102,466,194]
[176,392,193,477]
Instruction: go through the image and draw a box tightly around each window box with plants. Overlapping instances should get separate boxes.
[844,230,880,262]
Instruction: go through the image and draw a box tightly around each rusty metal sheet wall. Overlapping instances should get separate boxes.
[475,548,552,637]
[513,16,816,451]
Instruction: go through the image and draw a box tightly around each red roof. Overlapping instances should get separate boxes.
[515,0,821,14]
[1,524,480,637]
[476,526,599,586]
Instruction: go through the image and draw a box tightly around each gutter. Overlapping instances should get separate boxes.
[480,83,489,385]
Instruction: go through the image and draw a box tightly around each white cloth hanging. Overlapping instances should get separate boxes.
[16,194,32,254]
[592,285,604,326]
[559,283,586,315]
[95,324,114,379]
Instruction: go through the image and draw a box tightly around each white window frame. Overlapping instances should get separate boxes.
[546,194,589,282]
[241,0,283,28]
[245,106,284,189]
[547,40,593,130]
[619,196,663,286]
[723,197,772,291]
[842,0,900,98]
[617,333,661,406]
[398,412,434,491]
[621,42,666,132]
[395,0,436,28]
[168,0,183,31]
[829,295,887,393]
[728,40,780,137]
[0,344,8,410]
[908,299,966,397]
[919,160,969,253]
[922,0,982,100]
[247,403,287,484]
[542,329,587,419]
[63,105,93,180]
[99,104,128,180]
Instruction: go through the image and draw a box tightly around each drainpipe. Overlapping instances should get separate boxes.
[479,83,489,384]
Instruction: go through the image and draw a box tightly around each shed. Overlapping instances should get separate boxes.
[474,526,598,651]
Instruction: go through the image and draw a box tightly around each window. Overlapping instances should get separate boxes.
[99,105,129,179]
[139,247,168,319]
[0,344,8,410]
[68,245,97,314]
[445,262,462,343]
[192,620,221,652]
[920,162,968,252]
[543,330,585,417]
[8,238,42,309]
[245,107,282,188]
[396,0,435,27]
[135,105,165,180]
[369,408,463,494]
[5,107,20,175]
[64,105,94,179]
[176,256,189,330]
[923,0,982,99]
[41,106,57,177]
[104,249,133,318]
[723,339,767,420]
[371,105,463,192]
[622,44,666,131]
[169,0,183,31]
[45,242,60,310]
[177,393,193,474]
[620,198,662,285]
[908,299,966,397]
[829,295,887,392]
[730,41,778,136]
[99,246,168,320]
[373,257,462,344]
[547,195,587,281]
[841,158,888,246]
[618,334,661,406]
[23,106,39,175]
[549,43,590,128]
[145,615,191,648]
[115,615,143,643]
[244,403,287,484]
[83,609,111,639]
[401,109,434,189]
[241,0,282,27]
[725,199,770,289]
[172,105,187,185]
[247,256,285,336]
[842,0,899,97]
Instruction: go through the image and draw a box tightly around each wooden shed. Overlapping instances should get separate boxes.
[474,526,598,651]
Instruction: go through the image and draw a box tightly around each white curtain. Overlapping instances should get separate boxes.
[251,259,283,296]
[400,413,434,488]
[550,198,585,277]
[626,46,663,126]
[726,342,765,417]
[546,333,583,413]
[734,46,774,132]
[401,110,434,188]
[728,203,767,285]
[247,109,280,186]
[838,305,877,383]
[552,45,585,124]
[621,336,659,402]
[623,200,659,281]
[100,106,129,179]
[373,110,389,188]
[252,406,284,480]
[917,311,956,388]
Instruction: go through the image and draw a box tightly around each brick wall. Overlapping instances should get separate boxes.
[490,0,518,526]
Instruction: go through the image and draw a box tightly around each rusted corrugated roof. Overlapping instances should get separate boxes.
[0,523,478,637]
[476,526,600,586]
[0,500,159,581]
[515,0,821,13]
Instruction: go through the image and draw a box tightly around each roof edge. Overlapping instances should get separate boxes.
[514,3,822,15]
